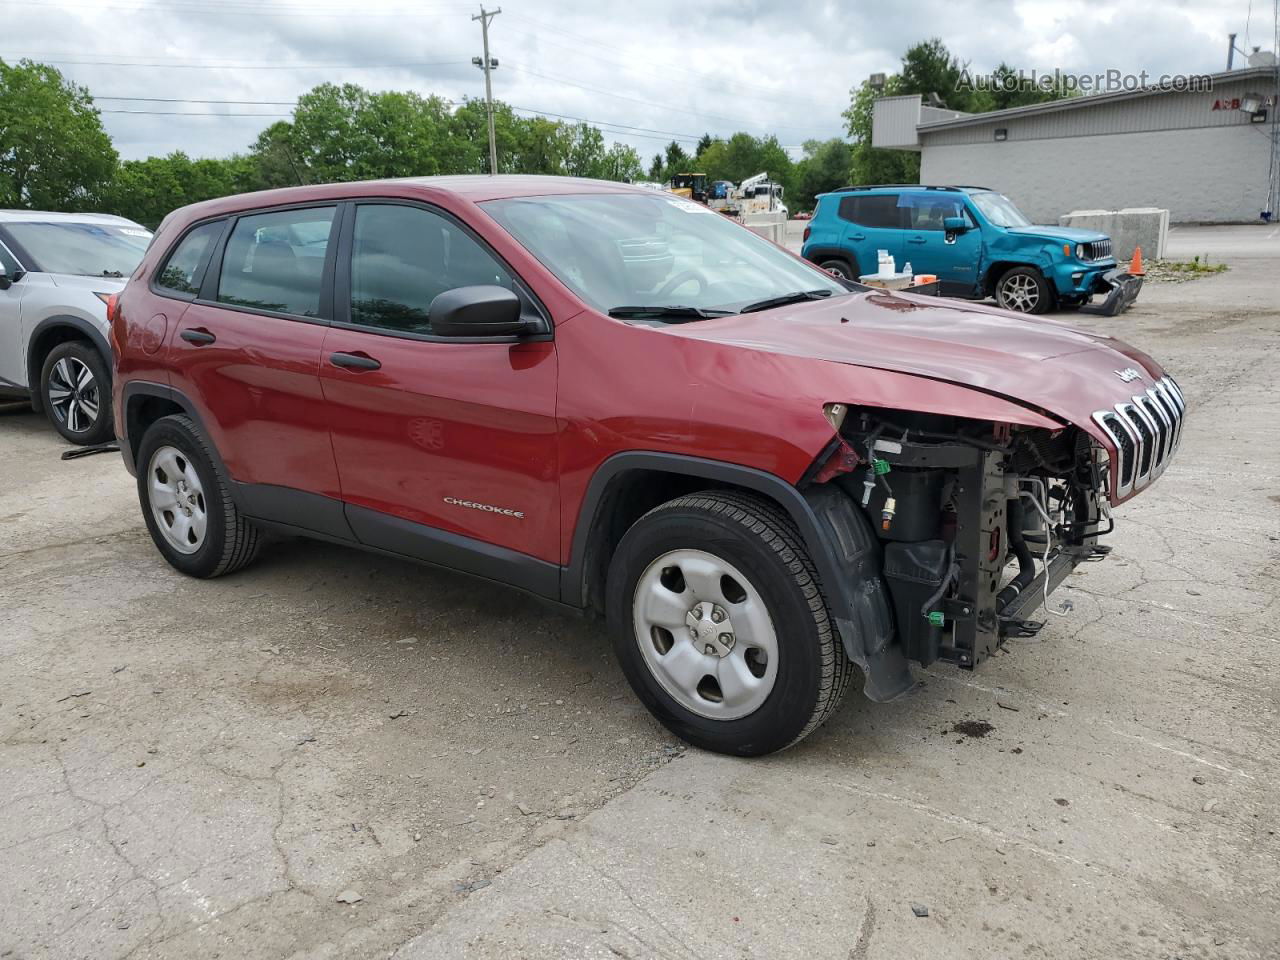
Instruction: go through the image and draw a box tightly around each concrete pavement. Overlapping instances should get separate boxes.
[2,224,1277,959]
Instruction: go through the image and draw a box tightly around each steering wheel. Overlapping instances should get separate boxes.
[654,269,708,300]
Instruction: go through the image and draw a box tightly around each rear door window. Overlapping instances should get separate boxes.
[155,221,223,296]
[217,207,336,318]
[837,194,903,229]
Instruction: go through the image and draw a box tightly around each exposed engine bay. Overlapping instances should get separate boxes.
[817,406,1114,670]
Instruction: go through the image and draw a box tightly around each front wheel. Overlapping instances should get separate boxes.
[995,266,1053,314]
[606,491,854,756]
[40,341,113,446]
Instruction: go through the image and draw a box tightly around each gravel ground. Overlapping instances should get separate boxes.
[2,223,1277,959]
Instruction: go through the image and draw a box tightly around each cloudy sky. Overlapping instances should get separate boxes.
[6,0,1268,163]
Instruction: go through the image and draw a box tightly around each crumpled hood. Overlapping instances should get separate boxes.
[1005,224,1108,244]
[661,290,1165,434]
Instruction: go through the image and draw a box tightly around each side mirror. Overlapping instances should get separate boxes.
[943,216,968,233]
[429,285,531,338]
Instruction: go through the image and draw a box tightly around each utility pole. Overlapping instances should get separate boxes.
[472,6,501,175]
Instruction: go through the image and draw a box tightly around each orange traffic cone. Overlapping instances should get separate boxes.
[1128,246,1145,276]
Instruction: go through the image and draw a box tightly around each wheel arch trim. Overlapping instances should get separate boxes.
[120,381,232,486]
[561,451,912,699]
[26,315,112,413]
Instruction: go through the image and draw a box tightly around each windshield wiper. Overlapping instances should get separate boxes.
[607,305,733,321]
[100,270,124,278]
[737,289,834,314]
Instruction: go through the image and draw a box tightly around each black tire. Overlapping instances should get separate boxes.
[994,265,1053,314]
[606,490,855,756]
[40,340,113,446]
[135,414,260,578]
[818,257,857,281]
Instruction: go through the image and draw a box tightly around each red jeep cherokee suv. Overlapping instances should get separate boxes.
[111,176,1183,756]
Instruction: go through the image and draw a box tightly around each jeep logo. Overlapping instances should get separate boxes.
[1114,367,1142,383]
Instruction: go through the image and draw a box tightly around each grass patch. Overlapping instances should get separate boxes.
[1151,255,1229,274]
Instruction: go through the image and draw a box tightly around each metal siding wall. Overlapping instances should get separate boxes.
[871,95,925,150]
[922,76,1277,146]
[920,125,1271,222]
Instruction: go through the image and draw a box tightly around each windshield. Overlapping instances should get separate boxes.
[484,193,847,317]
[969,192,1032,229]
[5,221,152,277]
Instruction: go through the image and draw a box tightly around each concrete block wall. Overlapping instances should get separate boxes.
[919,125,1272,224]
[1058,208,1169,260]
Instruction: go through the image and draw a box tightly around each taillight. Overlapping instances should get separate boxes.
[803,225,811,242]
[106,293,120,326]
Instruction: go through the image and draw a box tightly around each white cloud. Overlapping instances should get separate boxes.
[2,0,1260,161]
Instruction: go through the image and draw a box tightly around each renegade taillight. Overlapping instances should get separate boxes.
[803,225,811,242]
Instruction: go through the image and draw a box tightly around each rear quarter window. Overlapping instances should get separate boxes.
[155,221,223,297]
[837,194,903,229]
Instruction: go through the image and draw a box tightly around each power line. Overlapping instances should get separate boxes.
[4,54,469,70]
[502,62,820,134]
[3,0,473,17]
[501,18,818,110]
[98,95,299,105]
[99,109,293,117]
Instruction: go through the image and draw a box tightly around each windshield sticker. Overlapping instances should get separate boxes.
[664,198,715,214]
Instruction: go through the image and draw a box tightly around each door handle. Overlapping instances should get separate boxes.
[907,236,928,244]
[329,351,381,371]
[848,233,866,241]
[180,328,216,345]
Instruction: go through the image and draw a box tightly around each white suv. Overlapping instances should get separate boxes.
[0,211,152,444]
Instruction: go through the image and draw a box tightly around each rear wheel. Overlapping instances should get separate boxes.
[819,257,856,281]
[40,341,113,446]
[606,491,854,756]
[995,266,1053,314]
[136,414,260,578]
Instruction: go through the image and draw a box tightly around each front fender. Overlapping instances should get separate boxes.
[26,314,113,413]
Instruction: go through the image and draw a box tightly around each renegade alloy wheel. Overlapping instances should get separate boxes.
[995,266,1052,314]
[607,490,855,756]
[40,341,113,446]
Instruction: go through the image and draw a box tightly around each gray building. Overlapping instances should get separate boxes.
[872,65,1279,223]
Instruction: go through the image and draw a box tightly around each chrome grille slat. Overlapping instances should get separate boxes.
[1092,374,1186,497]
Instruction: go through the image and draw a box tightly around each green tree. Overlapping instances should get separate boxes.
[842,75,920,186]
[0,59,116,209]
[100,152,256,228]
[663,140,690,173]
[789,138,854,212]
[843,39,1081,186]
[648,152,664,180]
[600,142,643,182]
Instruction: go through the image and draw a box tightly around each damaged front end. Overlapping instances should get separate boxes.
[804,405,1124,698]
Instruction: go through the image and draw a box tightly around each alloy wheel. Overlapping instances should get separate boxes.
[632,548,779,720]
[147,445,208,555]
[1000,273,1040,312]
[46,357,100,434]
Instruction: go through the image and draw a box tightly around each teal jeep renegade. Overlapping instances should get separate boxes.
[801,185,1141,315]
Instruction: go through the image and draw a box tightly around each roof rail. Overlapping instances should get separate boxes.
[829,184,992,193]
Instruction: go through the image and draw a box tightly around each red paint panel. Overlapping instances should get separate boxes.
[165,304,340,497]
[319,329,560,563]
